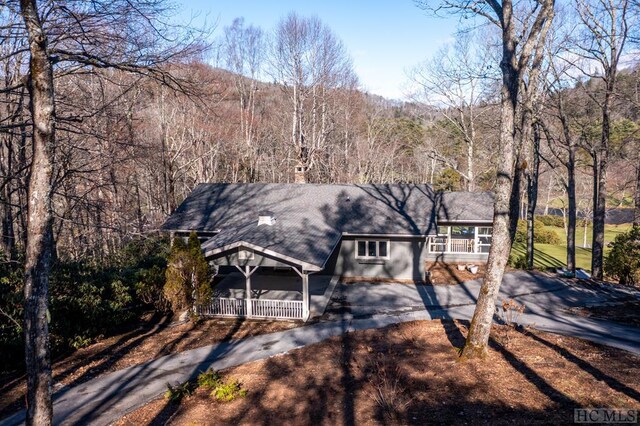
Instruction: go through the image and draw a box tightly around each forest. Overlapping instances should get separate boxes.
[0,0,639,423]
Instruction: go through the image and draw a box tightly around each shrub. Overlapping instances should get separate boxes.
[537,215,564,228]
[514,219,561,245]
[605,226,640,286]
[211,380,247,402]
[535,227,561,245]
[0,235,170,374]
[0,260,24,370]
[508,254,528,270]
[197,369,222,389]
[164,381,195,403]
[499,299,526,327]
[196,369,247,402]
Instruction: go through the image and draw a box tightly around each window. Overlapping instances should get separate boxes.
[451,226,474,238]
[356,240,389,259]
[478,227,493,236]
[476,226,493,253]
[437,226,449,236]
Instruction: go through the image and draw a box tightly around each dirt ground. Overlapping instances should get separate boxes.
[568,299,640,326]
[426,261,488,284]
[0,314,298,419]
[117,319,640,426]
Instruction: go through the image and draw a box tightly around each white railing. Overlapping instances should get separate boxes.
[428,237,447,252]
[199,297,303,320]
[450,238,472,253]
[251,299,303,320]
[428,237,475,253]
[199,297,246,317]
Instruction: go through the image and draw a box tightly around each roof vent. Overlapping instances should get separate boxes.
[258,212,276,226]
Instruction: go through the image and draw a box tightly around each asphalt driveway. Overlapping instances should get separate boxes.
[326,271,638,318]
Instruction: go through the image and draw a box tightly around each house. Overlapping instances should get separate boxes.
[162,183,494,321]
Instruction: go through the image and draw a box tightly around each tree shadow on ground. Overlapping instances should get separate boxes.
[0,312,172,418]
[147,317,247,424]
[157,320,613,426]
[521,329,640,402]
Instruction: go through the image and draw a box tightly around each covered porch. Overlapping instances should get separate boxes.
[201,268,335,321]
[200,240,335,322]
[427,225,493,254]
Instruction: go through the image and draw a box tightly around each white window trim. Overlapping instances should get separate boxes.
[355,239,390,260]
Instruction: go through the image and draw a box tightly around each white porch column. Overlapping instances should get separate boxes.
[245,265,253,318]
[302,272,310,322]
[474,226,479,253]
[236,265,259,318]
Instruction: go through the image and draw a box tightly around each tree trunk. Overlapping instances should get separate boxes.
[508,158,523,242]
[20,0,56,423]
[566,144,577,274]
[526,124,541,270]
[1,188,16,260]
[634,163,640,227]
[591,90,611,281]
[461,3,518,358]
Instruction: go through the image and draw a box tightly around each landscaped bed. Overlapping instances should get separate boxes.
[425,261,487,284]
[116,319,640,425]
[0,314,299,419]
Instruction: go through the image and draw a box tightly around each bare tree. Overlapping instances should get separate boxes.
[538,24,581,274]
[635,161,640,226]
[572,0,634,279]
[410,31,497,191]
[7,1,208,422]
[270,13,356,182]
[19,0,56,422]
[419,0,555,359]
[222,17,266,182]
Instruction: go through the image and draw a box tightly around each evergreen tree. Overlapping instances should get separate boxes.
[187,232,212,307]
[164,232,211,313]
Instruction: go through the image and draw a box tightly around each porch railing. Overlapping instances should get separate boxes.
[199,297,246,317]
[199,297,303,320]
[428,237,475,253]
[251,299,303,320]
[450,238,472,253]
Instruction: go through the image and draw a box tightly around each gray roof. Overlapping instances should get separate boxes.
[162,183,493,269]
[438,191,495,223]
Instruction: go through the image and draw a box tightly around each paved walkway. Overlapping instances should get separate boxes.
[2,272,639,426]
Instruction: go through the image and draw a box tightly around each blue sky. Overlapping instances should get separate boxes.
[177,0,461,100]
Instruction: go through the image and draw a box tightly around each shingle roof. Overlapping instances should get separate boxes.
[438,191,494,223]
[161,183,493,269]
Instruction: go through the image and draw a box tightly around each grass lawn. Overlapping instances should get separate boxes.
[512,223,632,271]
[547,223,631,247]
[116,320,640,425]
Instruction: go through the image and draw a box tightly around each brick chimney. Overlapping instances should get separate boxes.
[294,163,306,184]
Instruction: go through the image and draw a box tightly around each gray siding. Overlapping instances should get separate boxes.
[325,236,427,281]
